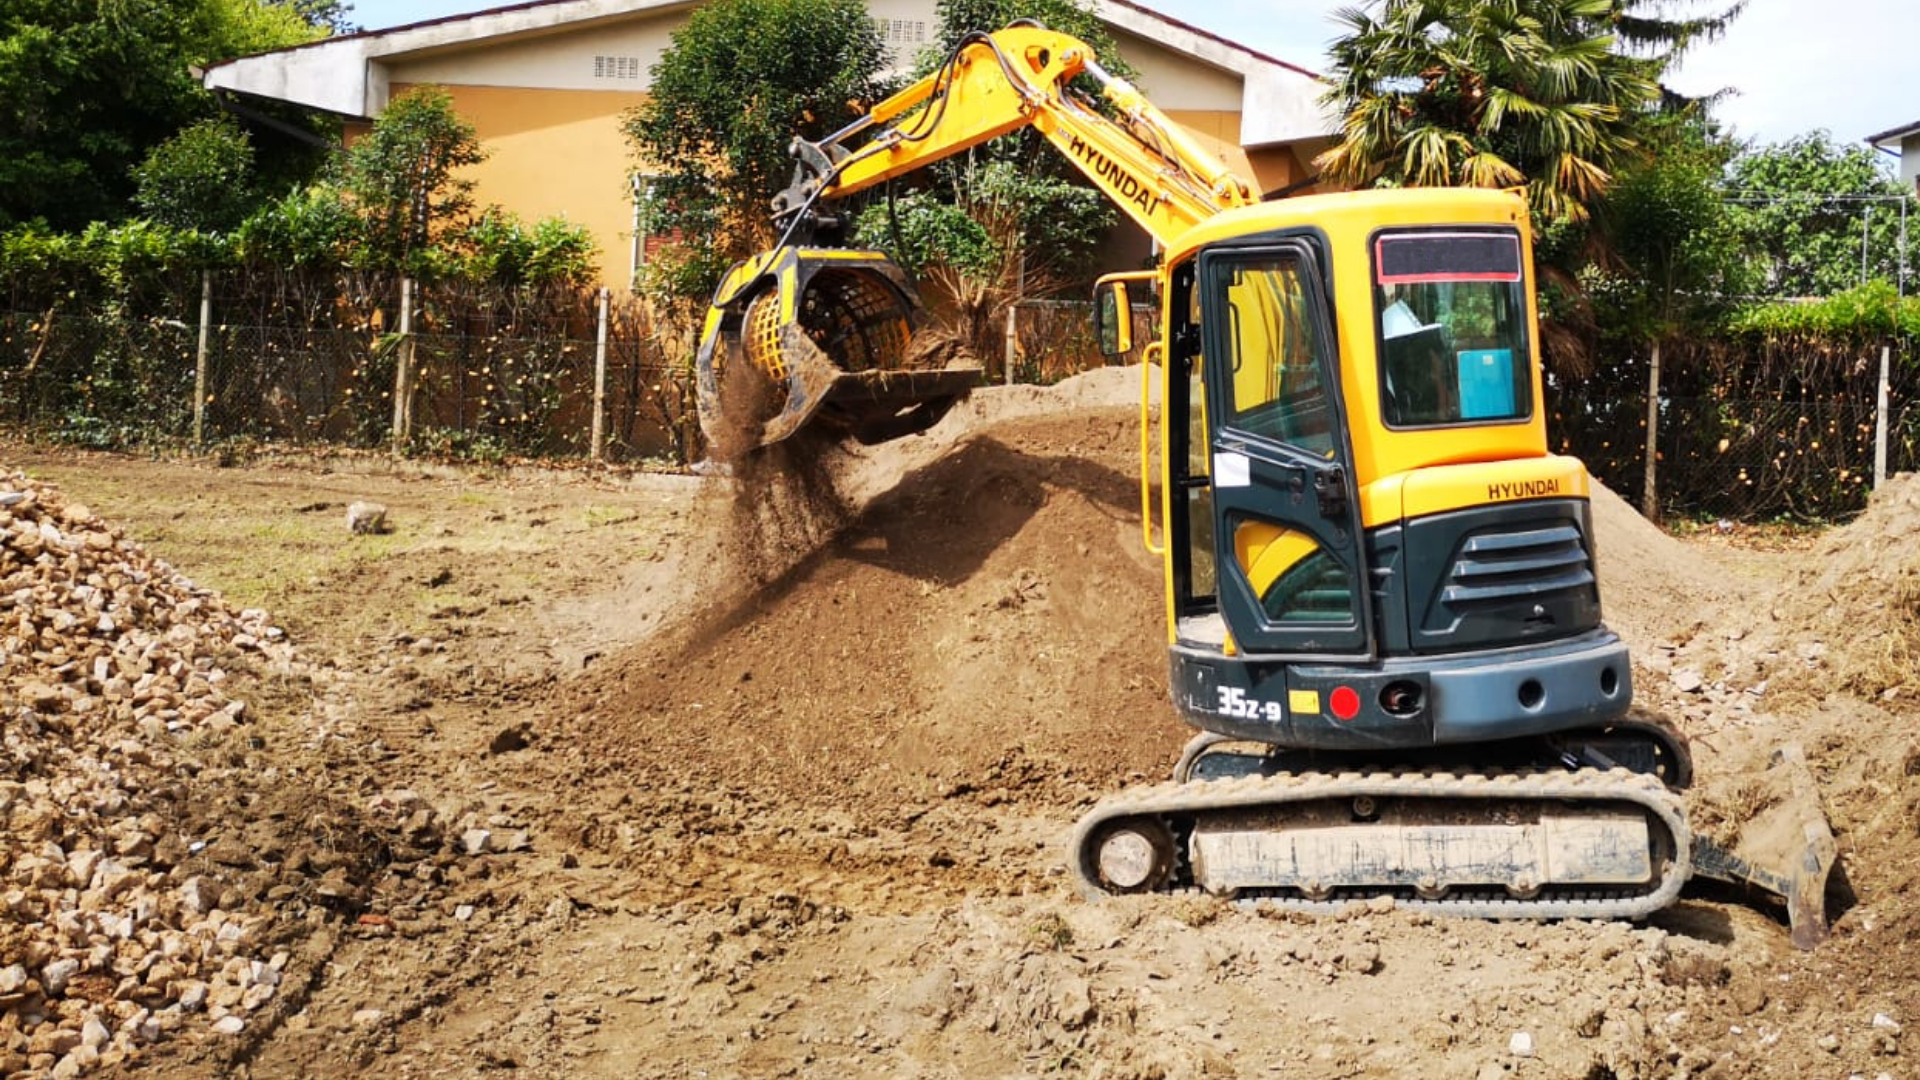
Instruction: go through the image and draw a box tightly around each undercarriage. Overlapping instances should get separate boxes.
[1069,723,1835,946]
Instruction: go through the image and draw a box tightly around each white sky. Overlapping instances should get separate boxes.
[355,0,1920,149]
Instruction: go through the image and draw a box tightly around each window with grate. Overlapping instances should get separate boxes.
[592,55,642,81]
[873,18,927,47]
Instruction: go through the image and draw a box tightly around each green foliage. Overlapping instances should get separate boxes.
[235,183,362,268]
[342,86,487,276]
[854,160,1114,360]
[1317,0,1662,225]
[1594,113,1746,339]
[279,0,355,34]
[133,117,259,233]
[928,0,1132,78]
[0,0,330,231]
[452,210,600,287]
[624,0,889,301]
[79,220,233,296]
[1724,132,1908,299]
[857,193,996,277]
[855,160,1110,279]
[205,0,331,56]
[1729,281,1920,345]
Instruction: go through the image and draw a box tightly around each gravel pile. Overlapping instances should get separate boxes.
[1,470,297,1077]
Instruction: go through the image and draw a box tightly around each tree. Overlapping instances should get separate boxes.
[133,118,258,233]
[282,0,354,35]
[0,0,331,231]
[341,87,487,274]
[1724,132,1908,299]
[624,0,889,304]
[1592,113,1745,517]
[853,160,1113,362]
[1317,0,1660,224]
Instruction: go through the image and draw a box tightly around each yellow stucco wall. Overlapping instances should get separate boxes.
[390,82,648,288]
[372,35,1316,287]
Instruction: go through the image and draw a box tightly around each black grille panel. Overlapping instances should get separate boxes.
[1440,525,1594,605]
[1397,501,1603,654]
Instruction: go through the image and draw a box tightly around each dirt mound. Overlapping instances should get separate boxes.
[1746,472,1920,708]
[23,397,1920,1080]
[1588,479,1729,646]
[557,407,1177,812]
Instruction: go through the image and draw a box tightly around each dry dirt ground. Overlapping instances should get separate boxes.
[7,366,1920,1080]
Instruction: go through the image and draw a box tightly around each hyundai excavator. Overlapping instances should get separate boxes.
[694,22,1836,946]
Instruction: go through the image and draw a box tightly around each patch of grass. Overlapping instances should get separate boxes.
[581,504,641,528]
[1029,912,1074,951]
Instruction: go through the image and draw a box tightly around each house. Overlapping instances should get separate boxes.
[200,0,1336,288]
[1868,119,1920,195]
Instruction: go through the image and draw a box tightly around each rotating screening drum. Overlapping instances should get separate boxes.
[695,248,983,451]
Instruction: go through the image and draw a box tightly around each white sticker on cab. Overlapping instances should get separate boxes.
[1215,451,1250,488]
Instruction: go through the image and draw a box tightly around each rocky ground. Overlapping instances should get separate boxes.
[3,367,1917,1080]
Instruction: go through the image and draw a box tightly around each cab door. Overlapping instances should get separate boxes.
[1199,240,1373,659]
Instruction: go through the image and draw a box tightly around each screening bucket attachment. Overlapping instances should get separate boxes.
[694,248,982,454]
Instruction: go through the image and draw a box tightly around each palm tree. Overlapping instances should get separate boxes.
[1315,0,1660,224]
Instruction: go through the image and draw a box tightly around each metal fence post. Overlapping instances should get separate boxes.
[592,286,610,462]
[1875,342,1891,488]
[193,269,211,449]
[1641,341,1662,520]
[391,276,415,454]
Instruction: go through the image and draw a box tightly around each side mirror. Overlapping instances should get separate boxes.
[1093,279,1132,357]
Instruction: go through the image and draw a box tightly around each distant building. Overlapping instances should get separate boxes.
[201,0,1335,288]
[1868,119,1920,196]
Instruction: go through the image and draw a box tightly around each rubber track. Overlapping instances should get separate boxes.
[1067,767,1692,921]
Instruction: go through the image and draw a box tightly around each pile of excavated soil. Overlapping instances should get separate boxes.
[1744,472,1920,708]
[561,405,1176,810]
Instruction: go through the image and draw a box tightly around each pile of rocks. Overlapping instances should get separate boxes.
[1,470,298,1076]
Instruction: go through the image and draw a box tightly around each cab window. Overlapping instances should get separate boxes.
[1372,229,1532,428]
[1207,252,1332,455]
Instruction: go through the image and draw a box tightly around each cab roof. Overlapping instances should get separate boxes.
[1167,188,1531,264]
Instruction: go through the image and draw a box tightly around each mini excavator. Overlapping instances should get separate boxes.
[694,22,1837,946]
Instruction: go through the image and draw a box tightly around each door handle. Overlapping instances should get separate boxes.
[1314,466,1349,520]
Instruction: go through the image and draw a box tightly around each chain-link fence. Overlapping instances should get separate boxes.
[1550,374,1919,521]
[2,270,697,465]
[5,267,1914,522]
[1,276,1138,466]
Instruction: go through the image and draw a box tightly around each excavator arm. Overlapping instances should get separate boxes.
[773,23,1255,247]
[694,22,1255,452]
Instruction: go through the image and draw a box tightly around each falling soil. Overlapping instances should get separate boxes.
[6,363,1920,1080]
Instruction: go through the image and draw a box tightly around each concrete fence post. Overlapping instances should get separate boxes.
[193,269,211,450]
[1875,342,1891,488]
[1004,303,1018,386]
[592,287,610,461]
[391,277,415,454]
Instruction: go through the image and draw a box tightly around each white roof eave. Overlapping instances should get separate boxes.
[1091,0,1337,146]
[202,0,680,117]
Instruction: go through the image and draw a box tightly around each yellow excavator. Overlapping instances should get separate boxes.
[695,22,1836,946]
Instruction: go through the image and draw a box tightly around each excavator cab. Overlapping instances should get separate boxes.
[693,247,982,454]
